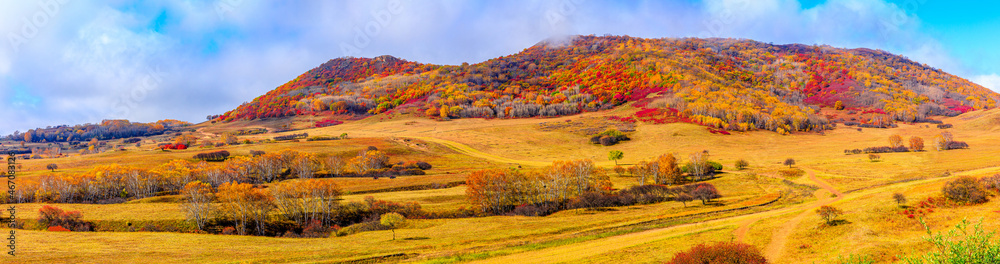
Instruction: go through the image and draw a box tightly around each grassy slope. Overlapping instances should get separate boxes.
[5,108,1000,263]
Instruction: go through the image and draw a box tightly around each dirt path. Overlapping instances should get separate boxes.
[761,168,843,263]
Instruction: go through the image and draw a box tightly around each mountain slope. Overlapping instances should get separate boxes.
[217,35,999,134]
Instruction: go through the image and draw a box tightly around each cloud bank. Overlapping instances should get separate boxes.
[0,0,995,135]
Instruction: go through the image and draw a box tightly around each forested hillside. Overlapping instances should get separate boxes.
[218,35,998,134]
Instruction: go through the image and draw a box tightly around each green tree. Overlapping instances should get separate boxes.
[608,150,624,166]
[380,212,405,240]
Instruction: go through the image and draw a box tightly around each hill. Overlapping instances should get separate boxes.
[217,35,998,134]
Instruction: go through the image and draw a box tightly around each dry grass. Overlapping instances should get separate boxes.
[6,109,1000,263]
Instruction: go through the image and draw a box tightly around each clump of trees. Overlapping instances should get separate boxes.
[668,242,767,264]
[467,159,724,216]
[194,150,231,161]
[846,133,967,155]
[590,128,630,146]
[9,147,424,204]
[630,154,682,186]
[38,205,92,232]
[273,133,309,141]
[467,159,609,215]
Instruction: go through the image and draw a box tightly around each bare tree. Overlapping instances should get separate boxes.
[325,155,345,176]
[181,181,214,230]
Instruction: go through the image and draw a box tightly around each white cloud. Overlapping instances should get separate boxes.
[0,0,993,136]
[971,74,1000,91]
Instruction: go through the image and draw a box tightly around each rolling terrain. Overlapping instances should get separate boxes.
[3,36,1000,264]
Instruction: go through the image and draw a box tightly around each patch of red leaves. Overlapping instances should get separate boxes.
[315,119,343,128]
[47,226,70,232]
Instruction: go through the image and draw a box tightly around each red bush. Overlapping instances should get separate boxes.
[39,205,89,231]
[47,226,70,232]
[669,242,768,264]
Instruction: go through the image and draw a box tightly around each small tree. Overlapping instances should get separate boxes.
[676,193,694,207]
[889,134,904,148]
[339,133,348,139]
[691,184,721,205]
[608,150,624,166]
[892,193,907,207]
[816,205,843,225]
[734,159,749,170]
[783,158,795,168]
[46,163,58,172]
[909,136,924,152]
[380,212,405,240]
[669,242,767,264]
[942,176,988,204]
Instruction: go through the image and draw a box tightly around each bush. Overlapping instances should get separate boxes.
[38,205,92,231]
[903,218,1000,264]
[942,176,988,204]
[945,141,968,150]
[706,161,723,171]
[981,174,1000,191]
[734,159,749,170]
[668,242,767,264]
[193,150,230,161]
[591,128,630,146]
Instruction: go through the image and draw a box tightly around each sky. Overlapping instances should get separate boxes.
[1,0,998,135]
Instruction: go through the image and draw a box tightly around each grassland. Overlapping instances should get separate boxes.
[4,107,1000,263]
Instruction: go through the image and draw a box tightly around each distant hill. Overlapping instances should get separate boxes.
[217,35,998,134]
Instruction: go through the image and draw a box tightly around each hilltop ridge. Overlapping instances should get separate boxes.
[217,35,998,134]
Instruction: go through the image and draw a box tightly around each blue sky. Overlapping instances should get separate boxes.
[1,0,998,135]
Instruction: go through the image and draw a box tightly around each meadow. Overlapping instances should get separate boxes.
[4,106,1000,263]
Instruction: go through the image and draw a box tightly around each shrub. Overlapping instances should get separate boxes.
[38,206,91,231]
[945,141,968,150]
[193,150,230,161]
[706,161,723,171]
[592,128,630,146]
[668,242,768,264]
[942,176,988,204]
[599,136,617,146]
[868,154,880,162]
[903,218,1000,263]
[734,159,749,170]
[981,174,1000,191]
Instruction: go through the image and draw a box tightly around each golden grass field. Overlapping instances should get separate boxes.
[4,106,1000,263]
